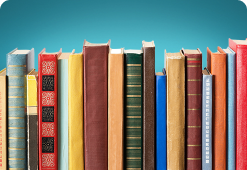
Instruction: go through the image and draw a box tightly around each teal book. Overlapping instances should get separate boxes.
[124,50,143,170]
[58,53,69,170]
[7,48,34,170]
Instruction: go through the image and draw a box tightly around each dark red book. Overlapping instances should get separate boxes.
[83,40,110,170]
[38,49,62,170]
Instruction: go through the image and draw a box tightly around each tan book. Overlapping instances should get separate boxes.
[108,49,124,170]
[165,51,185,170]
[0,68,7,170]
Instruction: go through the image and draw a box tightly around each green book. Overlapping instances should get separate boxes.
[124,50,143,170]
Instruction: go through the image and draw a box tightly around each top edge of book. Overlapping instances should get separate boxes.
[124,50,143,54]
[0,68,6,76]
[165,51,184,59]
[83,40,110,46]
[183,48,201,54]
[232,39,247,45]
[223,47,235,54]
[110,48,123,54]
[28,69,38,76]
[9,48,34,55]
[142,41,155,47]
[202,68,211,75]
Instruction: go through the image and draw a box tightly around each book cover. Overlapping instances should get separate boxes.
[38,48,62,170]
[108,48,124,170]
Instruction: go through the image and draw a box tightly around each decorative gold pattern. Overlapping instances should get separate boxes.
[42,61,55,74]
[42,154,55,167]
[42,92,55,106]
[42,123,55,136]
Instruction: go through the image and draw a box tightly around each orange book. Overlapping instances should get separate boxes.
[207,47,226,170]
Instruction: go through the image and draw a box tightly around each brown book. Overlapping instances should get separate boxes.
[182,49,202,170]
[83,40,110,170]
[142,41,155,170]
[207,47,226,170]
[166,50,185,170]
[0,68,7,170]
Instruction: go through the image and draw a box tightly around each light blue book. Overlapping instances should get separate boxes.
[223,47,236,170]
[7,48,34,170]
[202,68,212,170]
[58,53,69,170]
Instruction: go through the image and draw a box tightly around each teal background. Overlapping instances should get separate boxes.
[0,0,247,72]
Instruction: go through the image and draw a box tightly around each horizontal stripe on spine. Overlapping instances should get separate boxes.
[127,137,141,139]
[187,158,202,160]
[187,109,201,110]
[127,147,141,149]
[187,79,201,81]
[8,158,24,160]
[9,117,25,119]
[188,126,201,128]
[126,106,141,108]
[127,85,141,87]
[187,65,201,67]
[9,147,26,150]
[127,95,141,97]
[9,106,25,108]
[127,64,141,66]
[127,116,141,118]
[126,126,141,128]
[8,96,24,98]
[8,127,26,129]
[9,168,24,170]
[127,157,141,159]
[187,144,201,146]
[188,94,201,95]
[8,65,26,67]
[126,168,141,170]
[127,75,141,76]
[9,137,26,139]
[8,86,24,88]
[8,76,25,77]
[187,58,201,61]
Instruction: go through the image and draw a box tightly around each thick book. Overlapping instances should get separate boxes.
[124,50,143,170]
[182,49,202,170]
[108,49,124,170]
[27,69,38,170]
[156,71,166,170]
[229,38,247,169]
[0,68,7,170]
[223,47,236,170]
[38,48,62,170]
[202,68,213,170]
[68,52,84,170]
[207,47,226,170]
[83,40,109,170]
[142,41,155,170]
[7,48,34,169]
[58,53,70,170]
[165,50,185,170]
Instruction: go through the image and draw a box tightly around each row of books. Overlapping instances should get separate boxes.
[0,38,247,170]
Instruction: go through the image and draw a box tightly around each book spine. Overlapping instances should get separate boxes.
[83,45,109,170]
[125,53,143,169]
[68,54,84,170]
[58,59,68,170]
[108,52,124,170]
[156,74,166,170]
[27,74,38,170]
[185,53,202,169]
[38,54,58,170]
[143,46,155,170]
[7,54,27,169]
[202,74,212,170]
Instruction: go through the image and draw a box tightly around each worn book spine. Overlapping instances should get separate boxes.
[156,72,166,170]
[108,49,124,170]
[202,70,212,170]
[124,51,143,170]
[83,41,109,170]
[68,53,84,170]
[27,70,38,170]
[0,68,7,170]
[142,41,155,170]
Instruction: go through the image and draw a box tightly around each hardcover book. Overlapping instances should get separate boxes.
[38,48,62,170]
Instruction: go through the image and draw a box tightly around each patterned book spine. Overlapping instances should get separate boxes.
[27,70,38,170]
[0,68,7,170]
[202,70,212,170]
[124,51,143,170]
[38,49,61,170]
[156,72,166,170]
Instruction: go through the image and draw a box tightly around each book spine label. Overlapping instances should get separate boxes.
[7,54,27,169]
[125,53,143,169]
[202,74,212,170]
[156,74,166,170]
[68,54,84,170]
[58,59,68,170]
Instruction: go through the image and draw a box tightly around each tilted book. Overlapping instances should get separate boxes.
[156,71,166,170]
[0,68,7,170]
[7,48,34,169]
[27,69,38,170]
[108,49,124,170]
[202,68,212,170]
[68,52,84,170]
[165,50,185,170]
[142,41,155,170]
[83,40,109,170]
[182,49,202,170]
[38,48,62,170]
[207,47,226,170]
[124,50,143,170]
[229,38,247,170]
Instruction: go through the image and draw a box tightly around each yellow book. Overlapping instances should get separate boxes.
[69,51,84,170]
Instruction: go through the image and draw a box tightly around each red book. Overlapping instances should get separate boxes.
[229,39,247,169]
[38,48,62,170]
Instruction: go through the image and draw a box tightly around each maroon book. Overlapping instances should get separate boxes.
[83,40,110,170]
[182,49,202,170]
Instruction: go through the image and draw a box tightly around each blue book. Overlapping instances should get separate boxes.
[156,70,166,170]
[202,68,212,170]
[7,48,34,170]
[58,54,69,170]
[223,47,236,170]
